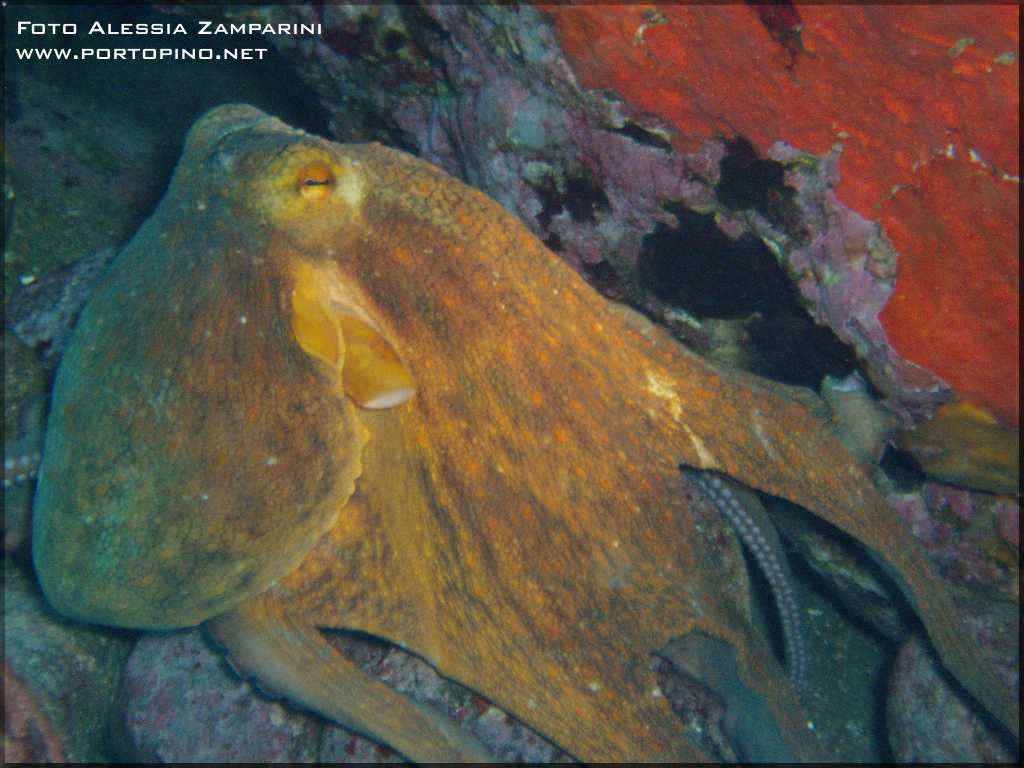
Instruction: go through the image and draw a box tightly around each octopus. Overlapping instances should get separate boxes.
[32,104,1017,762]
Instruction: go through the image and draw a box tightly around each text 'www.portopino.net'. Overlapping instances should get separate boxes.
[14,47,270,61]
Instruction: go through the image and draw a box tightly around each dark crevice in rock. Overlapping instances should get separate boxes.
[635,202,855,388]
[878,445,929,491]
[748,1,805,61]
[609,121,674,153]
[747,315,858,388]
[637,203,790,318]
[534,173,610,230]
[716,137,805,240]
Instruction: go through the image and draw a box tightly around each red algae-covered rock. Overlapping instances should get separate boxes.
[544,5,1020,426]
[879,158,1019,427]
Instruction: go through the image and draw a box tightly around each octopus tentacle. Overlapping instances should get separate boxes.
[691,469,807,698]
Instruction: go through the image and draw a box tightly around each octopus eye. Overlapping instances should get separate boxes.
[298,162,335,201]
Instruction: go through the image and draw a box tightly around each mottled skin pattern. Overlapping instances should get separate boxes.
[33,110,370,628]
[34,106,1016,762]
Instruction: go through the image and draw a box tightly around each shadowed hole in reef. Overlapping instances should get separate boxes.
[609,121,674,153]
[717,137,787,212]
[635,202,856,389]
[534,172,611,231]
[879,444,931,490]
[715,137,805,239]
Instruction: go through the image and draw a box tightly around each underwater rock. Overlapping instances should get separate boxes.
[3,662,65,762]
[4,562,134,762]
[117,629,323,762]
[7,247,120,371]
[888,634,1017,762]
[889,482,1019,600]
[3,76,161,302]
[878,156,1019,428]
[118,627,567,763]
[650,653,735,762]
[995,498,1019,555]
[3,331,47,552]
[767,143,951,425]
[821,372,897,468]
[2,331,46,441]
[884,482,1019,757]
[896,400,1020,495]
